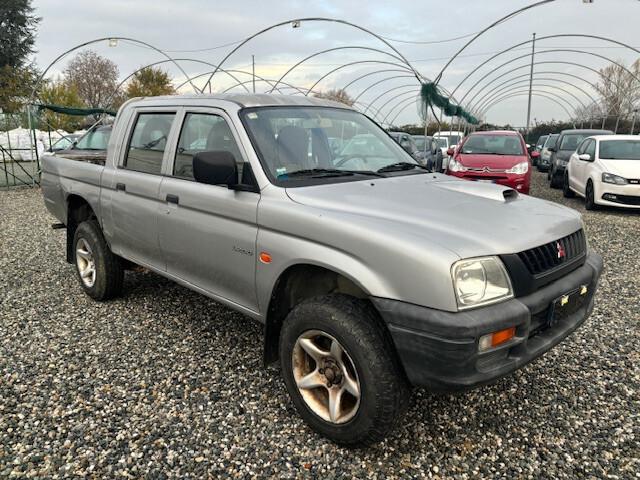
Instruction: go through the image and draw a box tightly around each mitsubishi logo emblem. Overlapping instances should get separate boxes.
[556,241,566,259]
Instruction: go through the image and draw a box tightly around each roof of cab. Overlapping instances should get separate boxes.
[124,93,352,110]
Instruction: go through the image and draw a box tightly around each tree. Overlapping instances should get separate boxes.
[64,50,119,110]
[0,0,39,68]
[125,66,175,99]
[39,80,86,131]
[0,0,40,113]
[313,88,355,106]
[594,59,640,117]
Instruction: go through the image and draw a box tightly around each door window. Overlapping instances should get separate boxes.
[585,140,596,158]
[174,113,243,180]
[124,112,175,174]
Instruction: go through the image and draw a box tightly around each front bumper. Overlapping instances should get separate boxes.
[595,181,640,208]
[373,252,603,391]
[448,170,531,193]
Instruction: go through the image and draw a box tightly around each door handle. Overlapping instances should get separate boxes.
[166,194,179,204]
[115,182,126,191]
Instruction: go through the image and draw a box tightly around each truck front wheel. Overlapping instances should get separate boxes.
[279,294,410,446]
[73,220,124,300]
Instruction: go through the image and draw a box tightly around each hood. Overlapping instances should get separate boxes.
[456,153,526,169]
[599,159,640,179]
[556,150,574,161]
[285,174,582,258]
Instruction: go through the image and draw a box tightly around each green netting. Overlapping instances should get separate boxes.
[420,82,479,125]
[36,104,116,117]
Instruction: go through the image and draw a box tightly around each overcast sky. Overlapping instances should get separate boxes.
[33,0,640,126]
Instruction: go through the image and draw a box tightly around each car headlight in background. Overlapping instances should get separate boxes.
[601,172,627,185]
[449,159,467,172]
[451,256,513,309]
[506,161,529,174]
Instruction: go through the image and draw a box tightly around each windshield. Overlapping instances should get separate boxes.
[536,136,547,149]
[75,127,111,150]
[599,140,640,160]
[461,134,524,155]
[435,138,448,148]
[413,136,426,150]
[544,134,558,148]
[241,106,419,185]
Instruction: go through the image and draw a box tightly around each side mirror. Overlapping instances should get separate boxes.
[578,153,591,162]
[547,146,556,153]
[531,150,540,159]
[446,147,455,156]
[193,150,238,186]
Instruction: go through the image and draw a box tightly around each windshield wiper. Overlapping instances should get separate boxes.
[280,168,385,178]
[376,162,428,173]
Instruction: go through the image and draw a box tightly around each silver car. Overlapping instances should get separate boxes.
[41,94,603,446]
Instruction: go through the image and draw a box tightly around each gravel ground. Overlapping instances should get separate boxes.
[1,172,639,479]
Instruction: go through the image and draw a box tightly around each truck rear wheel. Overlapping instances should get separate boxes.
[279,294,410,446]
[73,220,124,300]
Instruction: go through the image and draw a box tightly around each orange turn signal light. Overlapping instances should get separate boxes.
[259,252,272,264]
[478,327,516,352]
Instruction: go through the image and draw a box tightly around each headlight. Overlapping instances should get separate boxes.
[451,256,513,310]
[602,172,627,185]
[449,159,467,172]
[506,161,529,174]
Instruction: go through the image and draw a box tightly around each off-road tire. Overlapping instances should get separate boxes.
[279,294,410,446]
[73,220,124,300]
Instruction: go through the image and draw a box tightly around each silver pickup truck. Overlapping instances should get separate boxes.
[41,94,603,446]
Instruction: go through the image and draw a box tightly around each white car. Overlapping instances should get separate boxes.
[563,135,640,210]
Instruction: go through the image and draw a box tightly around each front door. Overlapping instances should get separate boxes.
[157,109,260,312]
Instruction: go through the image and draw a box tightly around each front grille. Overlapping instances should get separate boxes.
[517,229,586,276]
[465,166,507,173]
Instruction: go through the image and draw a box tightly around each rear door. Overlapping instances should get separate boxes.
[109,109,178,269]
[157,108,260,312]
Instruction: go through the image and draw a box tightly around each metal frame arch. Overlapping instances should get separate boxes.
[267,46,409,94]
[470,77,594,113]
[306,61,414,94]
[459,49,639,107]
[31,36,200,102]
[352,75,418,103]
[449,34,640,99]
[362,84,419,114]
[201,17,423,92]
[476,86,580,118]
[462,60,604,109]
[387,94,430,126]
[478,89,579,119]
[481,92,576,121]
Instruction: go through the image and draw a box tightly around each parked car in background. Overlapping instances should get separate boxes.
[389,131,425,164]
[532,135,548,166]
[563,135,640,210]
[40,94,603,446]
[55,125,113,164]
[434,130,464,149]
[537,133,558,172]
[412,134,443,172]
[49,133,81,152]
[548,129,613,188]
[446,130,535,194]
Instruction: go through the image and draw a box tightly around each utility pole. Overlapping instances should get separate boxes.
[252,55,256,93]
[524,32,536,142]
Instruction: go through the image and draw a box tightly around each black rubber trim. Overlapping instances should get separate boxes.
[371,252,603,391]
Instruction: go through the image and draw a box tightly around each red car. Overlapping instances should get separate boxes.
[446,130,537,194]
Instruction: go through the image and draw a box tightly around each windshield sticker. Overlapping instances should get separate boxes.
[276,167,287,176]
